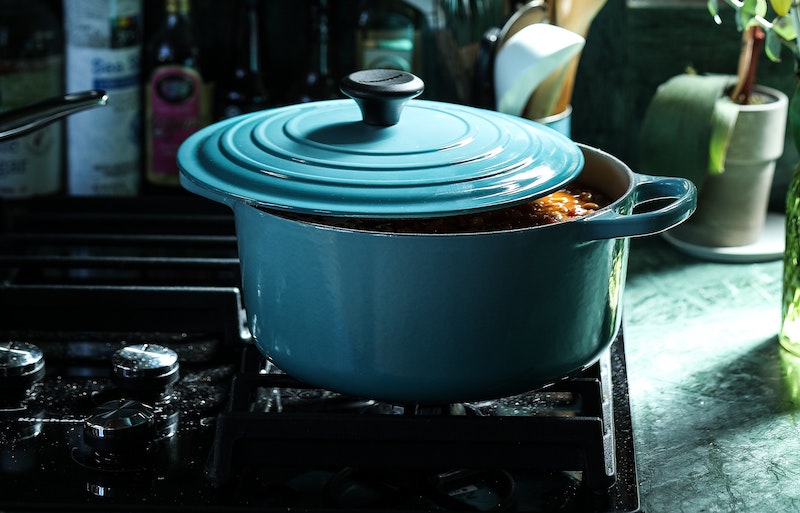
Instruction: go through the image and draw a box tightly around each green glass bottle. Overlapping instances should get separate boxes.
[780,76,800,355]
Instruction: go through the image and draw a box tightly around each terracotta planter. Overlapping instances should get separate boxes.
[667,85,788,247]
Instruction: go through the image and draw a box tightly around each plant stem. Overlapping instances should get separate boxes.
[730,24,765,104]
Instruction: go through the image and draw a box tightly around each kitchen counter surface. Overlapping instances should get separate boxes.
[623,234,796,513]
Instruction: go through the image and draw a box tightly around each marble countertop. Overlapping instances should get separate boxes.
[622,235,796,512]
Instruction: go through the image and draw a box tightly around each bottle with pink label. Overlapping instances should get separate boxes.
[145,0,213,190]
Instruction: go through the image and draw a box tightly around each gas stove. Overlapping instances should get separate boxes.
[0,196,640,512]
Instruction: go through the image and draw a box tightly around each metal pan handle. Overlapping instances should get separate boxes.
[0,90,108,141]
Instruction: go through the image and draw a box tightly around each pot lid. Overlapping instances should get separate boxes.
[178,69,584,218]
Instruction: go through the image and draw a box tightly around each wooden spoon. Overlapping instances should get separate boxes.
[524,0,607,118]
[553,0,607,111]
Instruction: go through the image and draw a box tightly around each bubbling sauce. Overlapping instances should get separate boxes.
[269,182,611,234]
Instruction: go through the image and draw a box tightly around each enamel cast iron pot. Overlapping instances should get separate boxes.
[178,70,696,405]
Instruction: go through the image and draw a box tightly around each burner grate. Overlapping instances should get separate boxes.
[1,197,239,287]
[206,333,639,512]
[0,197,247,353]
[0,284,246,349]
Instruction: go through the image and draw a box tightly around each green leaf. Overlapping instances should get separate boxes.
[639,74,737,190]
[772,14,798,41]
[765,27,784,61]
[771,0,792,16]
[709,97,740,175]
[738,0,768,27]
[744,0,766,17]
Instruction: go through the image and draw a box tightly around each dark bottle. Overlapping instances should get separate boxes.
[284,0,341,104]
[354,0,425,76]
[217,0,271,118]
[144,0,214,190]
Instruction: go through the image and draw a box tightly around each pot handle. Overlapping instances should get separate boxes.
[579,174,697,240]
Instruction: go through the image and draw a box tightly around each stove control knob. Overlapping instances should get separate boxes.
[83,399,155,453]
[0,341,45,390]
[112,344,179,392]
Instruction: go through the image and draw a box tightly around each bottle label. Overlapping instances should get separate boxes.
[0,56,64,198]
[146,65,212,184]
[64,0,143,196]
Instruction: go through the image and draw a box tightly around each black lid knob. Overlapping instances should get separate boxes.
[340,69,425,126]
[112,344,179,392]
[0,341,45,390]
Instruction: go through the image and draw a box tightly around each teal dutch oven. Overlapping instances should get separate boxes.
[178,70,696,404]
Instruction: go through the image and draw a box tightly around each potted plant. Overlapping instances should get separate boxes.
[639,0,798,252]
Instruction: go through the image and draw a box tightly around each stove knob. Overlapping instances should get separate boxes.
[0,341,45,391]
[83,399,155,453]
[0,407,43,446]
[112,344,179,392]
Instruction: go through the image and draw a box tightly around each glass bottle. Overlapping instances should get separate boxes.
[283,0,340,104]
[0,0,64,198]
[144,0,214,190]
[64,0,143,196]
[355,0,425,77]
[216,0,270,119]
[780,72,800,355]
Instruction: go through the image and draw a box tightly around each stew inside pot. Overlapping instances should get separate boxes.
[268,182,611,234]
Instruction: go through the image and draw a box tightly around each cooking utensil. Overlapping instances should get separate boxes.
[178,70,696,404]
[0,90,109,141]
[548,0,607,115]
[469,0,547,110]
[493,23,584,117]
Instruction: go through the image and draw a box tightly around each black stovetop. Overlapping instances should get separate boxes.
[0,196,640,512]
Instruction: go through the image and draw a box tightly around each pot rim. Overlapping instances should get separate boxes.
[235,144,697,241]
[244,142,625,237]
